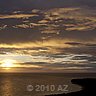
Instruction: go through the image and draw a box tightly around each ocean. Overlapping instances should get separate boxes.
[0,73,96,96]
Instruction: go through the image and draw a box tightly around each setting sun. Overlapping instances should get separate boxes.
[1,59,16,69]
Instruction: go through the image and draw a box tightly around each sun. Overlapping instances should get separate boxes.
[1,59,16,69]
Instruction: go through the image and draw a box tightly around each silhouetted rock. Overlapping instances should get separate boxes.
[46,78,96,96]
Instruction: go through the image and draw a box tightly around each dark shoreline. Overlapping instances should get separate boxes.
[46,78,96,96]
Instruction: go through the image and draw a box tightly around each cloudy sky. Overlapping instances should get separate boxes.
[0,0,96,72]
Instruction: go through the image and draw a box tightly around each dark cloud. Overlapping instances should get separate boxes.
[86,44,96,47]
[0,6,96,44]
[65,42,83,46]
[0,0,96,12]
[65,42,96,47]
[56,46,96,55]
[0,28,42,44]
[0,0,79,12]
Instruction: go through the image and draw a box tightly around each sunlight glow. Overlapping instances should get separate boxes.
[0,59,16,69]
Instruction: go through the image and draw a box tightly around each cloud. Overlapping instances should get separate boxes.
[65,42,96,47]
[0,7,96,45]
[0,47,96,72]
[0,14,38,19]
[0,25,7,30]
[65,42,83,46]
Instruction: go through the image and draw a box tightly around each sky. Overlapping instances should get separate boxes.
[0,0,96,73]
